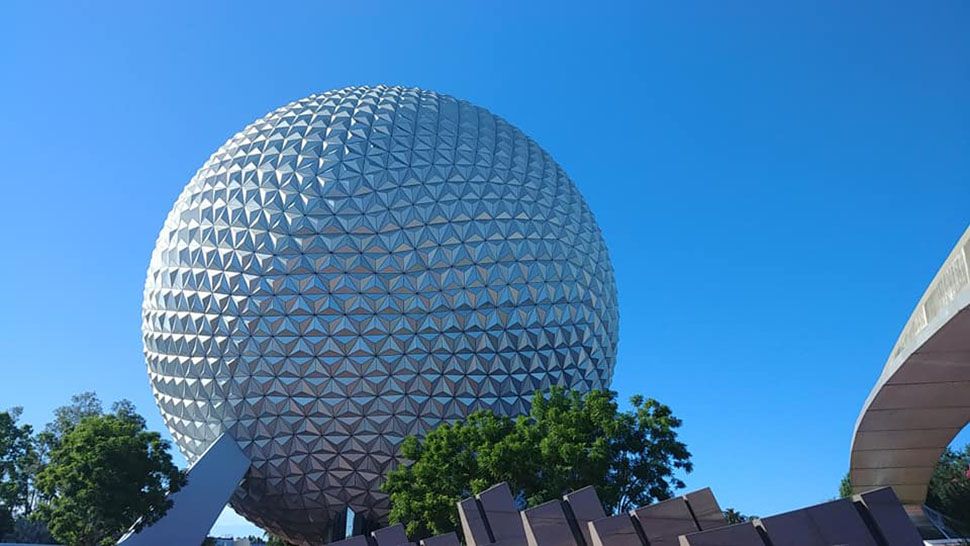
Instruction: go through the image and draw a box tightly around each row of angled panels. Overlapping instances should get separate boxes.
[330,481,923,546]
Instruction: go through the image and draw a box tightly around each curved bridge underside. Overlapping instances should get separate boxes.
[851,226,970,506]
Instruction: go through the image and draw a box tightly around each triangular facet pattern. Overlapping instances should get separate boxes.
[142,85,619,545]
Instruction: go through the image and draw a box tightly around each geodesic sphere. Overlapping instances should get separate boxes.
[142,85,618,545]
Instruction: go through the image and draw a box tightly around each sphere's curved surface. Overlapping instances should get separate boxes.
[143,85,618,544]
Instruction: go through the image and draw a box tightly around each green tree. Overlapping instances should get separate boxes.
[36,392,105,462]
[723,508,751,524]
[839,473,852,498]
[382,388,692,538]
[926,444,970,533]
[26,391,106,515]
[265,532,292,546]
[384,411,520,537]
[4,517,54,544]
[43,392,104,439]
[0,408,36,524]
[31,393,142,507]
[35,410,186,546]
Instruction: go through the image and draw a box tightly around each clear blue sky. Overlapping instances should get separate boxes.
[2,0,968,538]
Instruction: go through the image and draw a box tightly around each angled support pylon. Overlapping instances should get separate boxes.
[118,433,251,546]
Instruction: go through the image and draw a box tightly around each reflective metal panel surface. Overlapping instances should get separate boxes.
[143,85,619,544]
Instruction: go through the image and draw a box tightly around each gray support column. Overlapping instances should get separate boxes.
[117,433,251,546]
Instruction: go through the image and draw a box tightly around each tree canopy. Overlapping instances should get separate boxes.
[265,532,292,546]
[42,392,104,443]
[382,388,692,538]
[0,408,36,522]
[0,394,188,544]
[926,444,970,533]
[839,473,853,499]
[723,508,752,524]
[30,398,185,546]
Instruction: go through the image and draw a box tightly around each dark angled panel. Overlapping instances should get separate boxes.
[856,487,923,546]
[419,532,460,546]
[523,499,578,546]
[587,514,643,546]
[759,498,877,546]
[564,486,607,546]
[459,497,493,546]
[372,523,408,546]
[684,488,727,530]
[632,497,698,546]
[679,522,764,546]
[479,482,527,543]
[327,535,373,546]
